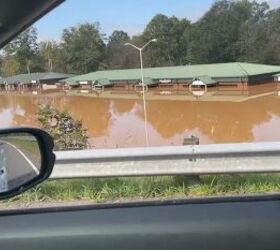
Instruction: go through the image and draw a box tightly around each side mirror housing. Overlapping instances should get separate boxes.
[0,128,55,200]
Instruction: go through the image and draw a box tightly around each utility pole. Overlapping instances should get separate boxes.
[124,39,157,147]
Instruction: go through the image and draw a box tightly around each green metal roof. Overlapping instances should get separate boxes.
[60,77,79,86]
[40,72,75,80]
[142,77,156,86]
[65,66,188,86]
[273,73,280,77]
[62,75,83,86]
[0,72,74,85]
[94,78,112,86]
[93,77,155,87]
[194,75,217,85]
[186,62,280,78]
[64,62,280,86]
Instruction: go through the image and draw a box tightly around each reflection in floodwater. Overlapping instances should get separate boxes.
[0,88,280,148]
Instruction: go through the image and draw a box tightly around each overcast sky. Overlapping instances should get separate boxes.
[35,0,280,41]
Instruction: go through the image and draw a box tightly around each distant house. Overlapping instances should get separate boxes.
[63,62,280,91]
[0,72,75,91]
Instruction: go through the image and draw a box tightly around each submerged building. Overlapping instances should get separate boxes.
[64,62,280,91]
[0,72,74,91]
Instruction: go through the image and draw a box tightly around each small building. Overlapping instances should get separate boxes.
[0,72,74,91]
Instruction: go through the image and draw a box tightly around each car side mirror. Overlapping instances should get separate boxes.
[0,128,55,200]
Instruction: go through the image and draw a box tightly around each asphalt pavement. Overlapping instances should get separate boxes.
[0,141,39,192]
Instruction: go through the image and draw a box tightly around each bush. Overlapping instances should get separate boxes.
[37,105,89,151]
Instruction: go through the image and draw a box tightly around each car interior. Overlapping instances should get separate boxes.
[0,1,280,249]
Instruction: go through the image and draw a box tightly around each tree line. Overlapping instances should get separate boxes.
[0,0,280,77]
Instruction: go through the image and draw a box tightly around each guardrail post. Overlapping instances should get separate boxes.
[177,136,201,186]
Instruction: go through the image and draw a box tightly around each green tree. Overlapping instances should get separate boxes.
[39,41,65,72]
[1,57,21,76]
[236,1,270,63]
[60,23,106,74]
[141,14,191,67]
[188,0,272,64]
[258,8,280,64]
[3,27,43,73]
[106,30,135,69]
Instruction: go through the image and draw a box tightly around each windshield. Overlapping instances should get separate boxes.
[1,0,280,209]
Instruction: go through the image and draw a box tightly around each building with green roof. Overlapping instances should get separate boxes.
[64,62,280,91]
[0,72,75,91]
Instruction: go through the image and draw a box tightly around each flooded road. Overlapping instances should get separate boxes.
[0,91,280,148]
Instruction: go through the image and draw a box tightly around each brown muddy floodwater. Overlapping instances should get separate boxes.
[0,91,280,148]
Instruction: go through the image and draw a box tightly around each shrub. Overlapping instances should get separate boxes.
[38,105,89,151]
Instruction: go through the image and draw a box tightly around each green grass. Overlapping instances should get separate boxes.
[2,137,40,156]
[3,174,280,205]
[0,137,41,166]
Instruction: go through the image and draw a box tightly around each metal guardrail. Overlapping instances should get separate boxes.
[50,142,280,179]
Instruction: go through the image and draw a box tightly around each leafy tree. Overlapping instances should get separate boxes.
[60,23,106,74]
[236,1,270,62]
[1,57,21,76]
[108,30,130,45]
[188,1,242,63]
[3,27,43,73]
[105,30,135,69]
[142,14,191,67]
[187,0,273,64]
[39,41,65,72]
[259,8,280,64]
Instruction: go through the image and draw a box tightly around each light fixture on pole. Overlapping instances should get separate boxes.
[124,38,157,90]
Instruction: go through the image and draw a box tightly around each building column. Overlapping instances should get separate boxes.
[237,82,248,91]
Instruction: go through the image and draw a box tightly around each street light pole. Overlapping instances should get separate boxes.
[124,38,157,89]
[139,48,144,89]
[124,39,157,147]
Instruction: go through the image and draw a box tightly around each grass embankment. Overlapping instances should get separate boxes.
[4,174,280,205]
